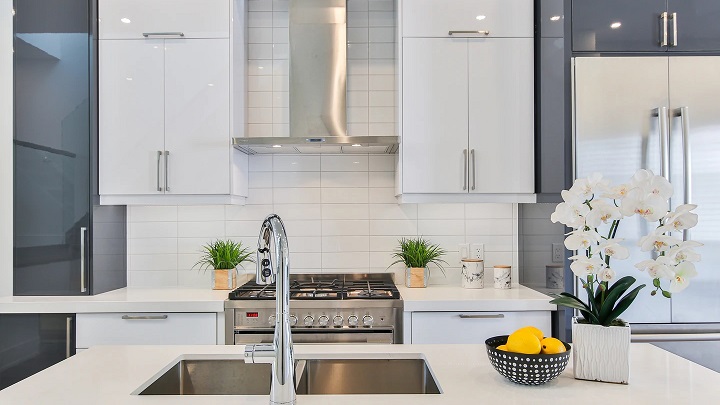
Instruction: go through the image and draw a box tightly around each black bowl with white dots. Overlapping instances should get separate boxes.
[485,335,571,385]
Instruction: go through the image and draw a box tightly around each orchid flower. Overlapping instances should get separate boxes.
[569,255,605,278]
[568,172,610,200]
[669,261,698,293]
[564,229,601,251]
[598,267,616,282]
[620,186,669,222]
[666,241,703,264]
[638,231,682,252]
[585,199,622,228]
[601,183,631,200]
[550,190,590,228]
[659,204,699,232]
[635,258,674,280]
[598,239,630,260]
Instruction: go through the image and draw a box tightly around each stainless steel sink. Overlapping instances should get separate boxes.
[139,360,271,395]
[138,358,440,396]
[295,358,441,395]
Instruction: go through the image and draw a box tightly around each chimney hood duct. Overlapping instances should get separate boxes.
[232,0,399,154]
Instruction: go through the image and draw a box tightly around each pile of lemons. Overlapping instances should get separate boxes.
[497,326,566,355]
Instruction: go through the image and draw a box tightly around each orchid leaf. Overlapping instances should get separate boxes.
[604,284,646,325]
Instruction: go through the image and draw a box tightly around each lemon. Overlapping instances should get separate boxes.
[514,326,544,342]
[540,337,566,354]
[496,344,508,351]
[506,330,541,354]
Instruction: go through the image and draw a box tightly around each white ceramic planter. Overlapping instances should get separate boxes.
[572,317,631,384]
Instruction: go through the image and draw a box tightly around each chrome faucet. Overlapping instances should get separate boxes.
[244,214,296,405]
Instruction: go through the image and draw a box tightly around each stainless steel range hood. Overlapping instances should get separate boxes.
[232,0,399,155]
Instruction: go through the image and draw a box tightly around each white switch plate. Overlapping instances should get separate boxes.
[471,243,484,260]
[552,243,564,263]
[459,243,470,260]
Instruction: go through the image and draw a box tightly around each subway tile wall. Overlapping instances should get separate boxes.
[246,0,396,137]
[127,155,519,288]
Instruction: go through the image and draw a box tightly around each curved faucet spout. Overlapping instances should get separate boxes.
[245,214,296,405]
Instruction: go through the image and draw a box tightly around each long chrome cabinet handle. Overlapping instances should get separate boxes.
[164,151,170,192]
[671,12,678,47]
[448,30,490,36]
[675,107,692,240]
[66,316,73,358]
[471,149,476,191]
[660,12,669,46]
[463,149,468,190]
[458,314,505,319]
[80,227,87,293]
[653,107,670,180]
[142,32,184,37]
[156,151,163,191]
[121,315,169,320]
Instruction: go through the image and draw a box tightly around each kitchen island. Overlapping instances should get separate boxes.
[1,343,717,404]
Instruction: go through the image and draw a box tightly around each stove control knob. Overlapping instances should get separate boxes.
[347,315,359,327]
[362,315,374,327]
[289,315,298,327]
[268,315,276,326]
[318,315,330,327]
[303,315,314,327]
[332,315,344,327]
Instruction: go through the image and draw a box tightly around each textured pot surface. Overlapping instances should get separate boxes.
[406,267,428,288]
[572,318,630,384]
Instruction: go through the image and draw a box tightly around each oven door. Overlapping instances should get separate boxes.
[234,328,395,344]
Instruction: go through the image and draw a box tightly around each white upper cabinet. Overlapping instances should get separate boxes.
[402,0,533,38]
[98,0,246,205]
[398,0,535,202]
[99,0,229,40]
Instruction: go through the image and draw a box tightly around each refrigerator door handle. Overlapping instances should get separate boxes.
[673,106,692,240]
[652,107,670,179]
[632,333,720,343]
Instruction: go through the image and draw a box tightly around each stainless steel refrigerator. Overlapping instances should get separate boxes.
[573,56,720,371]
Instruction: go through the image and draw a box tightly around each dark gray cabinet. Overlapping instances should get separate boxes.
[572,0,720,53]
[0,314,75,390]
[13,0,126,296]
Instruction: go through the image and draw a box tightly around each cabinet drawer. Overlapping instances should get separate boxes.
[411,311,551,344]
[99,0,229,39]
[402,0,533,38]
[76,313,216,348]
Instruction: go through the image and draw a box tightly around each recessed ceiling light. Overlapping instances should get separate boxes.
[610,22,622,29]
[550,16,561,21]
[476,15,486,21]
[120,17,131,24]
[272,145,281,148]
[351,144,362,147]
[125,77,133,81]
[207,83,214,87]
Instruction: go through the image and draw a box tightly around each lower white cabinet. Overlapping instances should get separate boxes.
[76,312,216,349]
[409,311,551,344]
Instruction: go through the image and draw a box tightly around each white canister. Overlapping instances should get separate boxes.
[461,259,484,289]
[546,265,564,289]
[493,265,511,289]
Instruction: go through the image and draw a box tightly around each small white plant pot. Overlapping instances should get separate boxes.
[571,317,631,384]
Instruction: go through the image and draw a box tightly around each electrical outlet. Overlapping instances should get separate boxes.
[459,243,470,260]
[471,243,484,260]
[552,243,564,263]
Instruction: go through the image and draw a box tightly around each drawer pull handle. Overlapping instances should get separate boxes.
[121,315,169,320]
[448,30,490,36]
[142,32,185,38]
[458,314,505,319]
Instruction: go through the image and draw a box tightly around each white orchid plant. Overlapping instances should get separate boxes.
[549,169,702,327]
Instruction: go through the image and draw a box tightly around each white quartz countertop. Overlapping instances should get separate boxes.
[398,284,556,311]
[0,284,554,314]
[1,343,718,404]
[0,288,229,313]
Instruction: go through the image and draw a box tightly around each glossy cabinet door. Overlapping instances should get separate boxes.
[468,38,534,194]
[402,38,469,194]
[410,311,551,344]
[402,0,533,38]
[164,39,230,195]
[667,57,720,322]
[0,314,75,390]
[99,40,165,196]
[99,0,229,40]
[572,0,668,52]
[668,0,720,52]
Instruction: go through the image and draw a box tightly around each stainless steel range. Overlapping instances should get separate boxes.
[224,273,403,345]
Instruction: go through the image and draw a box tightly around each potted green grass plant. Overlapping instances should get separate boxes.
[194,240,254,290]
[390,237,447,288]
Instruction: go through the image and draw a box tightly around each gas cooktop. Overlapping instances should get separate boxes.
[228,273,400,300]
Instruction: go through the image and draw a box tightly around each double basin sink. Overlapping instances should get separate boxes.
[138,357,441,396]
